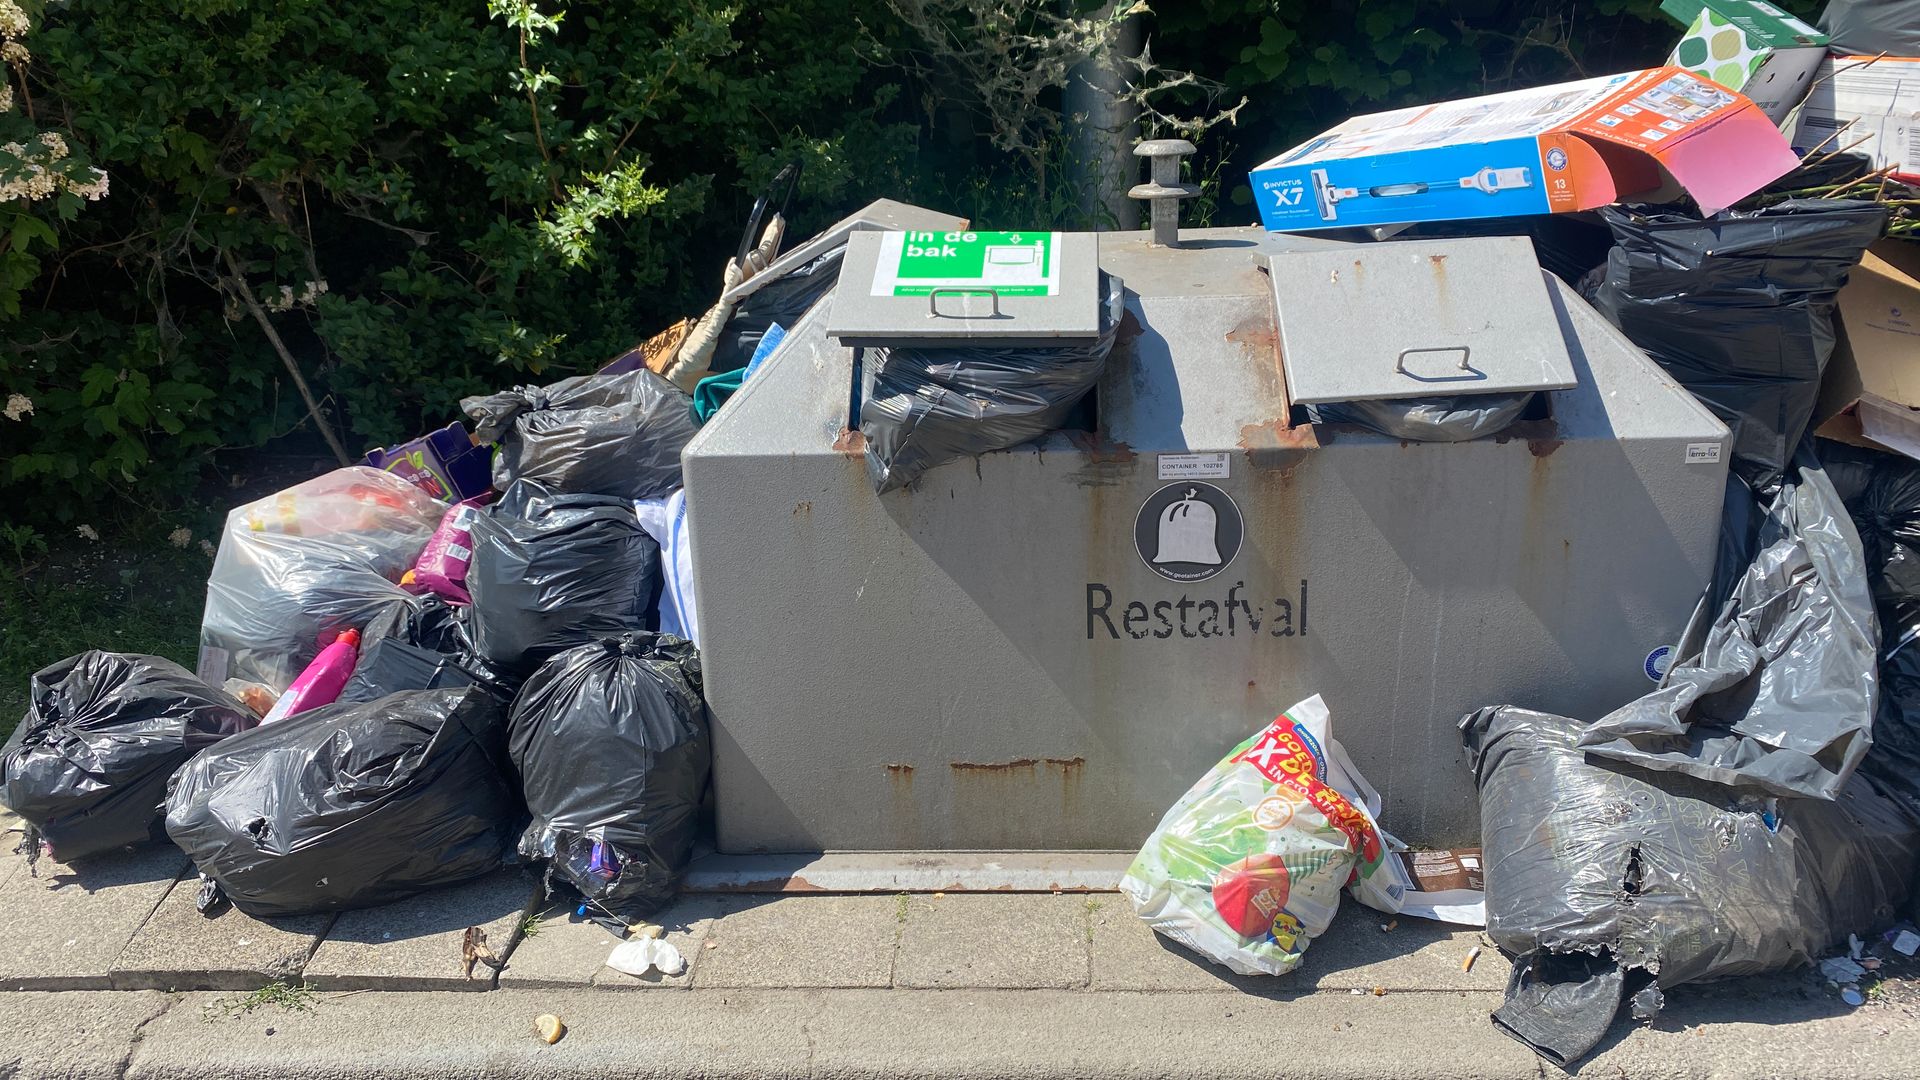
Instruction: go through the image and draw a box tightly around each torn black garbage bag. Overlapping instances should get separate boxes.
[1462,705,1919,1067]
[2,652,255,863]
[859,274,1122,494]
[508,633,709,917]
[465,480,660,676]
[1587,200,1885,492]
[1578,451,1878,800]
[165,687,519,918]
[461,368,696,501]
[339,596,517,705]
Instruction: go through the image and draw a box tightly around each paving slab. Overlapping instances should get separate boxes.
[109,874,333,991]
[0,844,186,990]
[695,894,900,989]
[0,989,173,1080]
[895,893,1089,989]
[497,894,726,990]
[303,870,541,991]
[1089,894,1507,993]
[108,986,1920,1080]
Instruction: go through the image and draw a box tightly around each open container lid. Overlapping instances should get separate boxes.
[1270,235,1576,405]
[828,229,1102,347]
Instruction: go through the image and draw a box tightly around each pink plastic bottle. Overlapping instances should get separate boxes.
[262,629,361,724]
[412,498,487,604]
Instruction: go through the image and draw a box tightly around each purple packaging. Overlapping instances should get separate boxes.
[362,422,493,503]
[412,497,489,604]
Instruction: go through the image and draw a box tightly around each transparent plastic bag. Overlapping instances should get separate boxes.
[1119,694,1400,976]
[198,467,444,694]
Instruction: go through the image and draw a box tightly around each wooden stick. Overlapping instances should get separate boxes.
[221,249,353,466]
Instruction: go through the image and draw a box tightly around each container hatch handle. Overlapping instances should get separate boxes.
[1394,346,1481,382]
[928,287,1004,319]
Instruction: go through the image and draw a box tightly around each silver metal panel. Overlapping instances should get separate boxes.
[827,230,1101,345]
[1271,235,1577,404]
[683,227,1728,853]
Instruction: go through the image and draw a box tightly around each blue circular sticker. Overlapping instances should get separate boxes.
[1546,147,1568,171]
[1644,645,1674,682]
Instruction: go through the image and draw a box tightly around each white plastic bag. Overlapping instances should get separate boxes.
[198,467,444,694]
[1119,694,1404,975]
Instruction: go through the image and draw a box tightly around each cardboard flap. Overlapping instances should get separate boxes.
[1655,104,1800,212]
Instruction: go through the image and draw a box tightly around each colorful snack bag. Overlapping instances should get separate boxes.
[1120,694,1400,975]
[412,497,489,604]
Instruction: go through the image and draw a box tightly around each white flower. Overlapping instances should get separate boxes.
[0,41,26,64]
[75,524,98,541]
[68,167,108,201]
[0,84,12,114]
[2,392,28,420]
[0,0,29,38]
[167,526,192,548]
[199,538,216,558]
[36,132,65,160]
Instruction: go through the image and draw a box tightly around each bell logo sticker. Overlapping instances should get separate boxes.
[1135,482,1242,583]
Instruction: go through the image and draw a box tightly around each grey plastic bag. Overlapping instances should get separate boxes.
[860,275,1122,494]
[1306,392,1534,443]
[462,368,697,501]
[1822,0,1920,56]
[1578,451,1878,800]
[1588,201,1885,492]
[1462,704,1919,1067]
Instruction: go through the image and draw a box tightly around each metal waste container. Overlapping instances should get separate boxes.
[682,207,1729,853]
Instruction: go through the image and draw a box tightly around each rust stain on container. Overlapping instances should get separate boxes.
[1494,418,1563,458]
[793,501,812,518]
[832,428,866,455]
[885,763,915,782]
[950,758,1041,773]
[1066,430,1137,464]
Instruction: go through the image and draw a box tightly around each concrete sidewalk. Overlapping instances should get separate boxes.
[0,840,1912,1078]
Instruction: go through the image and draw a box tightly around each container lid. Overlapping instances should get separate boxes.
[1270,236,1576,405]
[827,229,1102,346]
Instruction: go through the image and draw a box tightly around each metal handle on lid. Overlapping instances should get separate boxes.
[1394,345,1475,377]
[927,287,1004,319]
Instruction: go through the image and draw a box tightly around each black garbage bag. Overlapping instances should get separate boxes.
[465,480,660,675]
[2,653,255,863]
[1821,439,1920,613]
[710,244,844,374]
[508,633,709,917]
[337,596,517,705]
[1462,704,1919,1067]
[1578,450,1878,800]
[1587,200,1886,492]
[165,687,519,917]
[1307,392,1534,443]
[1823,0,1920,56]
[1868,617,1920,824]
[462,368,697,501]
[860,274,1123,493]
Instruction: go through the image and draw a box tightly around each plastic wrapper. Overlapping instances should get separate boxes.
[461,369,696,501]
[2,652,255,862]
[165,687,520,917]
[411,498,487,604]
[860,275,1121,494]
[198,467,444,694]
[465,480,660,675]
[1462,705,1919,1066]
[1587,200,1885,492]
[1119,694,1400,976]
[1578,451,1878,800]
[508,633,709,916]
[1307,392,1534,443]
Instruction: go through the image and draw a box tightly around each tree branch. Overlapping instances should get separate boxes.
[220,248,353,465]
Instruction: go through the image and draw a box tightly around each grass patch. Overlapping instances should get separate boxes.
[0,521,218,738]
[519,911,544,939]
[204,980,318,1022]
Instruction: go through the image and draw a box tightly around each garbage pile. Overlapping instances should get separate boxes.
[3,360,719,925]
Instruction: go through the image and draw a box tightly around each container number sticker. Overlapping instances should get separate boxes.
[870,231,1060,297]
[1157,452,1230,480]
[1685,442,1723,464]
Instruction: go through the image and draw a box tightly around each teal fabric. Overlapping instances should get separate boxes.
[691,366,747,425]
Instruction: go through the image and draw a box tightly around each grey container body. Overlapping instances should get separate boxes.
[683,225,1730,851]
